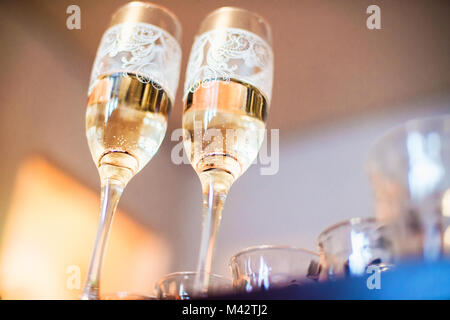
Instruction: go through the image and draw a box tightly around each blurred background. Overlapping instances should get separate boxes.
[0,0,449,299]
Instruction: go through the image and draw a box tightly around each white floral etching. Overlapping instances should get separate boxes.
[184,28,273,101]
[88,22,181,100]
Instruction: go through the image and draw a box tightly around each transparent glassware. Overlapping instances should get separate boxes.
[317,218,394,280]
[182,6,274,295]
[229,245,321,292]
[367,115,450,260]
[82,1,182,300]
[155,272,232,299]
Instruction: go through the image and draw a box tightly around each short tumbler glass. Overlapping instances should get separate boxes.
[318,217,393,280]
[155,272,231,299]
[229,245,321,292]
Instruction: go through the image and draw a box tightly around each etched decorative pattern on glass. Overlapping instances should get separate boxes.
[89,22,181,100]
[184,28,274,100]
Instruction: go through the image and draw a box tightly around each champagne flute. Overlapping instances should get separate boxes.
[82,1,181,299]
[182,7,274,294]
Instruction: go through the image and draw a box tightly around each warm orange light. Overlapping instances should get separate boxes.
[442,189,450,217]
[444,226,450,255]
[0,156,171,299]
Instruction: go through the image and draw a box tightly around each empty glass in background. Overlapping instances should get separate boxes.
[182,7,274,293]
[155,272,232,299]
[317,218,393,280]
[229,245,321,292]
[367,115,450,261]
[82,1,182,299]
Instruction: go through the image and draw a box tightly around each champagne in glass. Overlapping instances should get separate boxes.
[86,72,172,183]
[82,2,181,300]
[183,80,268,180]
[182,7,274,294]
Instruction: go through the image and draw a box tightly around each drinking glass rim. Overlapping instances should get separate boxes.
[156,271,230,286]
[229,244,319,265]
[111,1,182,40]
[317,217,378,243]
[199,6,272,45]
[366,113,450,164]
[205,6,271,28]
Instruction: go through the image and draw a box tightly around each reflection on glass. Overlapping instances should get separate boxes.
[407,132,444,199]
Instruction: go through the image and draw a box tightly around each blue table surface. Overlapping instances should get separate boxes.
[215,259,450,300]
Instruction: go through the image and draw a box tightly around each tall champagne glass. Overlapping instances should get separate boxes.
[182,7,274,294]
[82,1,181,299]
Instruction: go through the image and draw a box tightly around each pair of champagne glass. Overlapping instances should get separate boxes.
[83,2,274,299]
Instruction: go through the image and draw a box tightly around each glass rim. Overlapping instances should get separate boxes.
[229,245,319,265]
[203,6,272,29]
[156,271,230,286]
[366,113,450,164]
[198,6,272,45]
[317,217,378,243]
[111,1,182,41]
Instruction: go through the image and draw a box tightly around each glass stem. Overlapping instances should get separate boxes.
[194,170,233,295]
[81,177,124,300]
